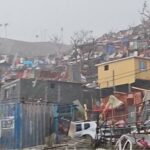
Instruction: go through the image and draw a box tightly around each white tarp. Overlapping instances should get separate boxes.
[106,95,123,109]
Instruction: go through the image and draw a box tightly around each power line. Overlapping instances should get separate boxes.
[98,68,138,81]
[98,63,150,81]
[98,68,150,85]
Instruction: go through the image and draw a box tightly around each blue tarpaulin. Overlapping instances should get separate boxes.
[106,43,116,54]
[122,37,129,47]
[23,60,33,67]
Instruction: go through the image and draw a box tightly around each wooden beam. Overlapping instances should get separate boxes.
[114,91,127,95]
[131,86,150,91]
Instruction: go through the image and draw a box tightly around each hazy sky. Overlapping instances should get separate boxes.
[0,0,146,43]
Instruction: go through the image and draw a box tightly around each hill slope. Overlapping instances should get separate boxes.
[0,38,71,57]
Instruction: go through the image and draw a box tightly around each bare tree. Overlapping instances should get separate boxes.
[70,30,94,62]
[49,34,63,56]
[49,34,61,44]
[70,30,93,49]
[140,1,150,41]
[140,1,150,20]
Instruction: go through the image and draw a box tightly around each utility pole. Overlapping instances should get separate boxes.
[60,27,64,44]
[99,86,101,104]
[0,24,2,37]
[35,34,39,42]
[4,23,8,38]
[112,70,116,92]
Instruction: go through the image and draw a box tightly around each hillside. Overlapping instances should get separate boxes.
[0,38,71,57]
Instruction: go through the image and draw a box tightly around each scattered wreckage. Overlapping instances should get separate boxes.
[115,123,150,150]
[115,133,150,150]
[68,120,131,148]
[67,119,150,149]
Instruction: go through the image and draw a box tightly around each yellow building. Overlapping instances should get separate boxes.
[96,57,150,88]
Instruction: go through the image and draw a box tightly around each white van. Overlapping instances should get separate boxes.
[68,121,114,142]
[68,121,97,140]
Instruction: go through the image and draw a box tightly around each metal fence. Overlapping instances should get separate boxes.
[0,102,20,149]
[0,101,75,149]
[21,102,53,148]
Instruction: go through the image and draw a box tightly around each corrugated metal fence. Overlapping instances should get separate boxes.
[0,101,75,149]
[0,102,19,149]
[21,102,53,148]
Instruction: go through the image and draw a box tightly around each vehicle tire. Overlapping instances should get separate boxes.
[83,135,93,146]
[91,139,98,148]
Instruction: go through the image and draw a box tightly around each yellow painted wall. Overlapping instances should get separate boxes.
[98,58,136,88]
[135,58,150,80]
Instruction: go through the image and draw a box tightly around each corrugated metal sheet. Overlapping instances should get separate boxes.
[21,102,53,148]
[0,102,55,149]
[0,101,75,149]
[0,102,20,149]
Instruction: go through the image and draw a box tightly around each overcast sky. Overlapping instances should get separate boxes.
[0,0,147,43]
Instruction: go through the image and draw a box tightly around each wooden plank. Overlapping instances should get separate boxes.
[132,86,150,91]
